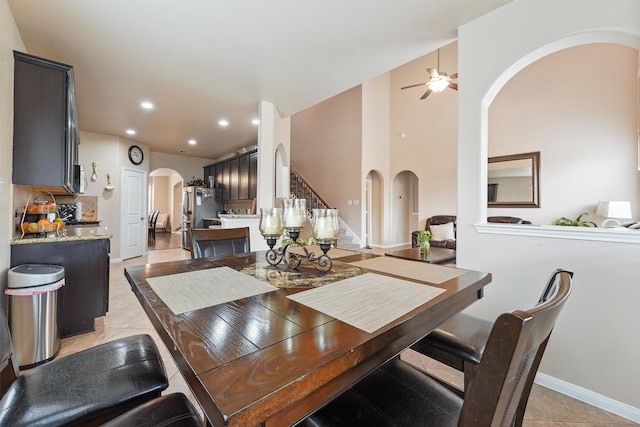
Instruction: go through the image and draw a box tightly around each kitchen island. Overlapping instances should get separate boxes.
[10,226,112,337]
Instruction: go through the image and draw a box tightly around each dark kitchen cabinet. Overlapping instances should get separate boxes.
[205,149,257,201]
[248,151,258,200]
[238,154,250,200]
[11,238,110,338]
[12,51,80,195]
[221,161,230,201]
[229,158,239,201]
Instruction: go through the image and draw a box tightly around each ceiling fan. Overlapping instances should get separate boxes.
[401,49,458,100]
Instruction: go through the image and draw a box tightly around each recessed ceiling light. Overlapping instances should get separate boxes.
[126,129,136,135]
[251,119,260,125]
[188,139,196,145]
[218,119,229,127]
[141,101,154,110]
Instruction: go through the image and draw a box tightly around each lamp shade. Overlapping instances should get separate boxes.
[596,201,632,227]
[596,201,632,219]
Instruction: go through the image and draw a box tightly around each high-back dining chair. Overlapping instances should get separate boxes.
[296,270,573,427]
[0,302,168,426]
[189,227,250,259]
[148,210,159,243]
[410,269,572,393]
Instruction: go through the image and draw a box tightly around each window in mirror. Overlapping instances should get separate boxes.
[488,151,540,208]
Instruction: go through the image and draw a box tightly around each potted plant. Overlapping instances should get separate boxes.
[416,229,432,253]
[185,177,204,187]
[555,212,597,227]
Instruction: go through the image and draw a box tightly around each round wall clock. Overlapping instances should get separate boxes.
[128,145,144,165]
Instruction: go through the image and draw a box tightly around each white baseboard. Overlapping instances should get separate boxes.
[535,373,640,423]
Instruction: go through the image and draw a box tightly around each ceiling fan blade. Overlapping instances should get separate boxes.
[401,82,427,90]
[448,82,458,90]
[449,73,458,79]
[420,88,432,100]
[426,68,439,78]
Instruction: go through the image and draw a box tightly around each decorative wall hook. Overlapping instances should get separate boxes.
[91,162,98,181]
[105,173,114,191]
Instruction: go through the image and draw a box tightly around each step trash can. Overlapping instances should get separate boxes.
[6,264,65,369]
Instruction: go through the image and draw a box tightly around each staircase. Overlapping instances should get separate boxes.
[290,166,361,251]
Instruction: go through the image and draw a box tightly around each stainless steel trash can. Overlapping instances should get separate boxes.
[6,264,65,369]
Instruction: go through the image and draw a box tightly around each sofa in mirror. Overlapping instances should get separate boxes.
[488,151,540,208]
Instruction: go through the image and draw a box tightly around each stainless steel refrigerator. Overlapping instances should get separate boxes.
[182,186,221,250]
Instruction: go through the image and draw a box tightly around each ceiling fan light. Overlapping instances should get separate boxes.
[428,78,449,93]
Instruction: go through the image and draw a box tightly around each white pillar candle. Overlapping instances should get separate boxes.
[284,208,303,227]
[315,216,335,239]
[262,214,282,234]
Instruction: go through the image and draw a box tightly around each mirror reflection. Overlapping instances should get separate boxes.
[488,151,540,208]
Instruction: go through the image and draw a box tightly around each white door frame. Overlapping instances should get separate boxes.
[120,167,148,260]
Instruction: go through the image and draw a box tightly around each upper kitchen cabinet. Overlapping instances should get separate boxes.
[13,51,81,195]
[205,150,257,201]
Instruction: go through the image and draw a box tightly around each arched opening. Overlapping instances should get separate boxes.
[275,144,289,200]
[485,43,639,226]
[149,167,183,249]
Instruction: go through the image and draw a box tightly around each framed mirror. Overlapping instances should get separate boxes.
[488,151,540,208]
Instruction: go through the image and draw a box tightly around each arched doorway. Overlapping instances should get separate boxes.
[275,144,289,201]
[149,168,183,249]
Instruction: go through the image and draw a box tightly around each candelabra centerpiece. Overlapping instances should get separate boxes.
[259,199,339,273]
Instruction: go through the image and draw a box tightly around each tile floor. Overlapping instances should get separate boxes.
[56,246,637,426]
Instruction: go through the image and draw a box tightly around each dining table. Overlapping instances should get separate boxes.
[124,250,491,427]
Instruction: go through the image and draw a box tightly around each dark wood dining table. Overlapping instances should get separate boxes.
[124,251,491,427]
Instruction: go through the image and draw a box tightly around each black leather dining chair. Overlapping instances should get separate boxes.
[102,393,204,427]
[189,227,250,259]
[0,302,168,426]
[296,269,573,427]
[410,268,572,391]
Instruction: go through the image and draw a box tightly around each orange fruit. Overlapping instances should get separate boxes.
[37,219,50,225]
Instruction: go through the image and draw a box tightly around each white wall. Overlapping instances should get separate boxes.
[291,88,363,234]
[390,42,459,223]
[362,74,391,247]
[150,151,213,184]
[78,131,148,260]
[458,0,640,416]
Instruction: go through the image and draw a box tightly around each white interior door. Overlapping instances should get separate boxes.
[121,168,147,260]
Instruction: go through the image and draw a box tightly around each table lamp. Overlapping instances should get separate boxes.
[596,201,632,227]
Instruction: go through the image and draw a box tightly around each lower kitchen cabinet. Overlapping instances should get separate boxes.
[10,238,110,338]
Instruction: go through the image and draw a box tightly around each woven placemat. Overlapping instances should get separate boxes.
[147,266,278,314]
[348,257,465,284]
[287,273,445,333]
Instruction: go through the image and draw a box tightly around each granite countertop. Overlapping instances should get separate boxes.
[11,226,112,244]
[219,214,259,219]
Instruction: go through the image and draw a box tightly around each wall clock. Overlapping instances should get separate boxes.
[128,145,144,165]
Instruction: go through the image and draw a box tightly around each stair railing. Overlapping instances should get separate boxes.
[289,165,331,215]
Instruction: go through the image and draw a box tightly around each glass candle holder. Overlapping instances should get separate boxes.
[283,199,307,229]
[259,208,283,237]
[312,208,339,243]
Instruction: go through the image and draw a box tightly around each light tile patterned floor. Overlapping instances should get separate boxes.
[57,247,637,426]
